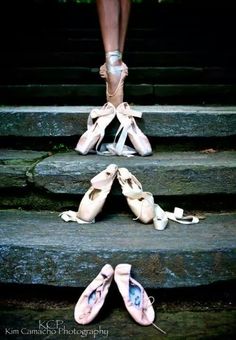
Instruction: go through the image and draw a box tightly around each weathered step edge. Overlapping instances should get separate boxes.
[0,150,49,188]
[0,210,235,289]
[31,151,236,196]
[0,105,236,138]
[1,149,236,196]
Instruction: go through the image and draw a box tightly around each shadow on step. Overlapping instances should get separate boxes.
[0,279,235,311]
[0,136,236,152]
[0,187,236,212]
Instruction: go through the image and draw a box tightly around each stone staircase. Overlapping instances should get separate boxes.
[0,0,236,293]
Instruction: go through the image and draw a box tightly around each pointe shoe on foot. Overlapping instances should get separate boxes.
[75,102,116,155]
[117,167,154,224]
[114,264,155,326]
[74,264,114,325]
[114,102,152,156]
[59,164,118,224]
[100,62,128,108]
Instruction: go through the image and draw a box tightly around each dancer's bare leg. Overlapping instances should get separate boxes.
[119,0,131,54]
[96,0,120,53]
[96,0,131,96]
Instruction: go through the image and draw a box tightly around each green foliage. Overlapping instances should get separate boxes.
[52,143,70,152]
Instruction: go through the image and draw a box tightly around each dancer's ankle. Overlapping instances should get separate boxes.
[106,50,123,75]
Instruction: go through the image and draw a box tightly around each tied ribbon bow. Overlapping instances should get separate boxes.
[113,103,142,156]
[116,102,142,119]
[86,103,116,153]
[87,103,115,130]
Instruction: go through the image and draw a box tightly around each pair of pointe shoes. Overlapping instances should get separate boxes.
[75,62,151,156]
[74,263,155,327]
[60,164,199,229]
[75,102,152,157]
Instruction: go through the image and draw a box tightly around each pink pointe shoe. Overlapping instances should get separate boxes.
[75,102,116,155]
[100,62,128,108]
[114,102,152,156]
[59,164,118,224]
[117,167,199,230]
[114,264,155,326]
[117,167,154,224]
[74,264,114,325]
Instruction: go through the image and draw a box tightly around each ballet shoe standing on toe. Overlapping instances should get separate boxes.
[114,264,155,326]
[75,102,116,155]
[59,164,118,224]
[116,167,199,230]
[100,62,128,108]
[114,102,152,156]
[74,264,114,325]
[77,163,118,222]
[117,167,154,224]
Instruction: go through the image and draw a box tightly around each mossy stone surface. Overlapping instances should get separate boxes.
[0,150,49,188]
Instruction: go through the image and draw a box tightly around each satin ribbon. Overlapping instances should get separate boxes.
[119,183,199,230]
[59,210,95,224]
[86,103,116,153]
[110,103,143,156]
[154,205,199,230]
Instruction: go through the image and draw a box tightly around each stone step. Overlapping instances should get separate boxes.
[2,1,233,29]
[11,11,231,45]
[0,150,49,189]
[1,84,236,105]
[0,209,235,288]
[10,26,233,62]
[31,151,236,196]
[1,66,236,85]
[1,304,235,339]
[3,51,235,67]
[1,149,235,197]
[37,27,212,39]
[1,105,235,138]
[10,34,233,53]
[27,23,233,44]
[2,0,234,35]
